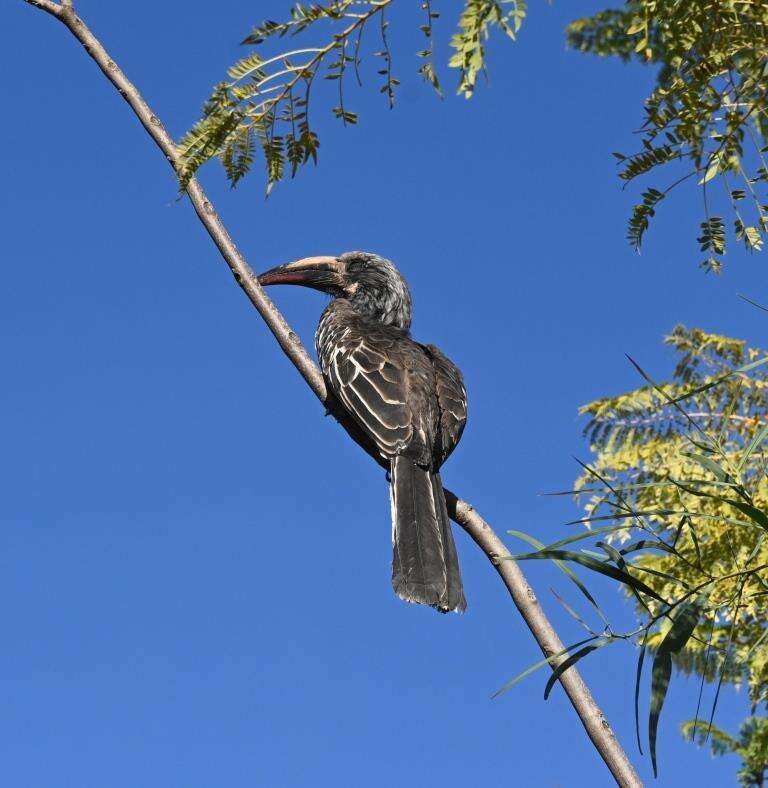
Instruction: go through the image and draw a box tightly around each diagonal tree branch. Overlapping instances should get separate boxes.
[26,0,62,13]
[20,3,641,785]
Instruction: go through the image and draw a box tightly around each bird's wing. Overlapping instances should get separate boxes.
[421,344,467,466]
[326,326,436,464]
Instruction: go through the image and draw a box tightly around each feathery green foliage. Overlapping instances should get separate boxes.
[682,716,768,787]
[178,0,526,192]
[576,327,768,708]
[180,0,768,264]
[507,326,768,776]
[448,0,526,97]
[178,0,370,193]
[567,0,768,270]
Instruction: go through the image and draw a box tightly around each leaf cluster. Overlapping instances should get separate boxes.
[682,716,768,787]
[448,0,526,98]
[178,0,526,191]
[577,326,768,703]
[568,0,768,270]
[505,326,768,776]
[178,0,369,193]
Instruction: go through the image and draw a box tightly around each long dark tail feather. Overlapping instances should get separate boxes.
[390,456,467,613]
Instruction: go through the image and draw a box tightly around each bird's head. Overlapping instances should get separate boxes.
[258,251,412,330]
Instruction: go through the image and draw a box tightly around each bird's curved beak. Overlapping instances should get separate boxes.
[257,255,344,294]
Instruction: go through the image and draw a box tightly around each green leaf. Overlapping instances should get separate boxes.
[743,226,763,252]
[513,549,667,602]
[550,587,598,635]
[449,0,527,97]
[227,52,265,81]
[649,600,702,776]
[507,531,609,623]
[543,636,614,700]
[620,539,678,557]
[649,649,672,778]
[739,422,768,470]
[699,157,720,185]
[665,354,768,405]
[508,525,632,551]
[492,635,599,698]
[679,451,730,483]
[724,499,768,532]
[635,630,648,754]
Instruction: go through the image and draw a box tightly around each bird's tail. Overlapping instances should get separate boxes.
[390,455,467,613]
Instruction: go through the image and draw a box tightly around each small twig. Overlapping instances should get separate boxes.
[26,0,62,14]
[352,22,364,86]
[337,37,348,124]
[379,6,395,108]
[255,3,390,122]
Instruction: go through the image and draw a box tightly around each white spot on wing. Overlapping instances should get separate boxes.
[389,479,397,545]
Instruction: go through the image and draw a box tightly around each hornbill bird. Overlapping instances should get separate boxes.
[258,251,468,613]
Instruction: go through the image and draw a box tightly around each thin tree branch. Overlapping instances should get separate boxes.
[20,3,642,786]
[445,493,642,786]
[26,0,62,14]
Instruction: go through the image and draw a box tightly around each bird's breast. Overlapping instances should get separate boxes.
[315,304,352,374]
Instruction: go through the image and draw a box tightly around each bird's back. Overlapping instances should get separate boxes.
[316,300,466,469]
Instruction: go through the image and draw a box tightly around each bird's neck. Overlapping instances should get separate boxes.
[347,285,412,331]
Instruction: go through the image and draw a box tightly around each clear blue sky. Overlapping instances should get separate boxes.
[3,1,765,786]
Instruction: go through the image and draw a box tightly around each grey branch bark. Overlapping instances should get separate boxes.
[21,3,642,786]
